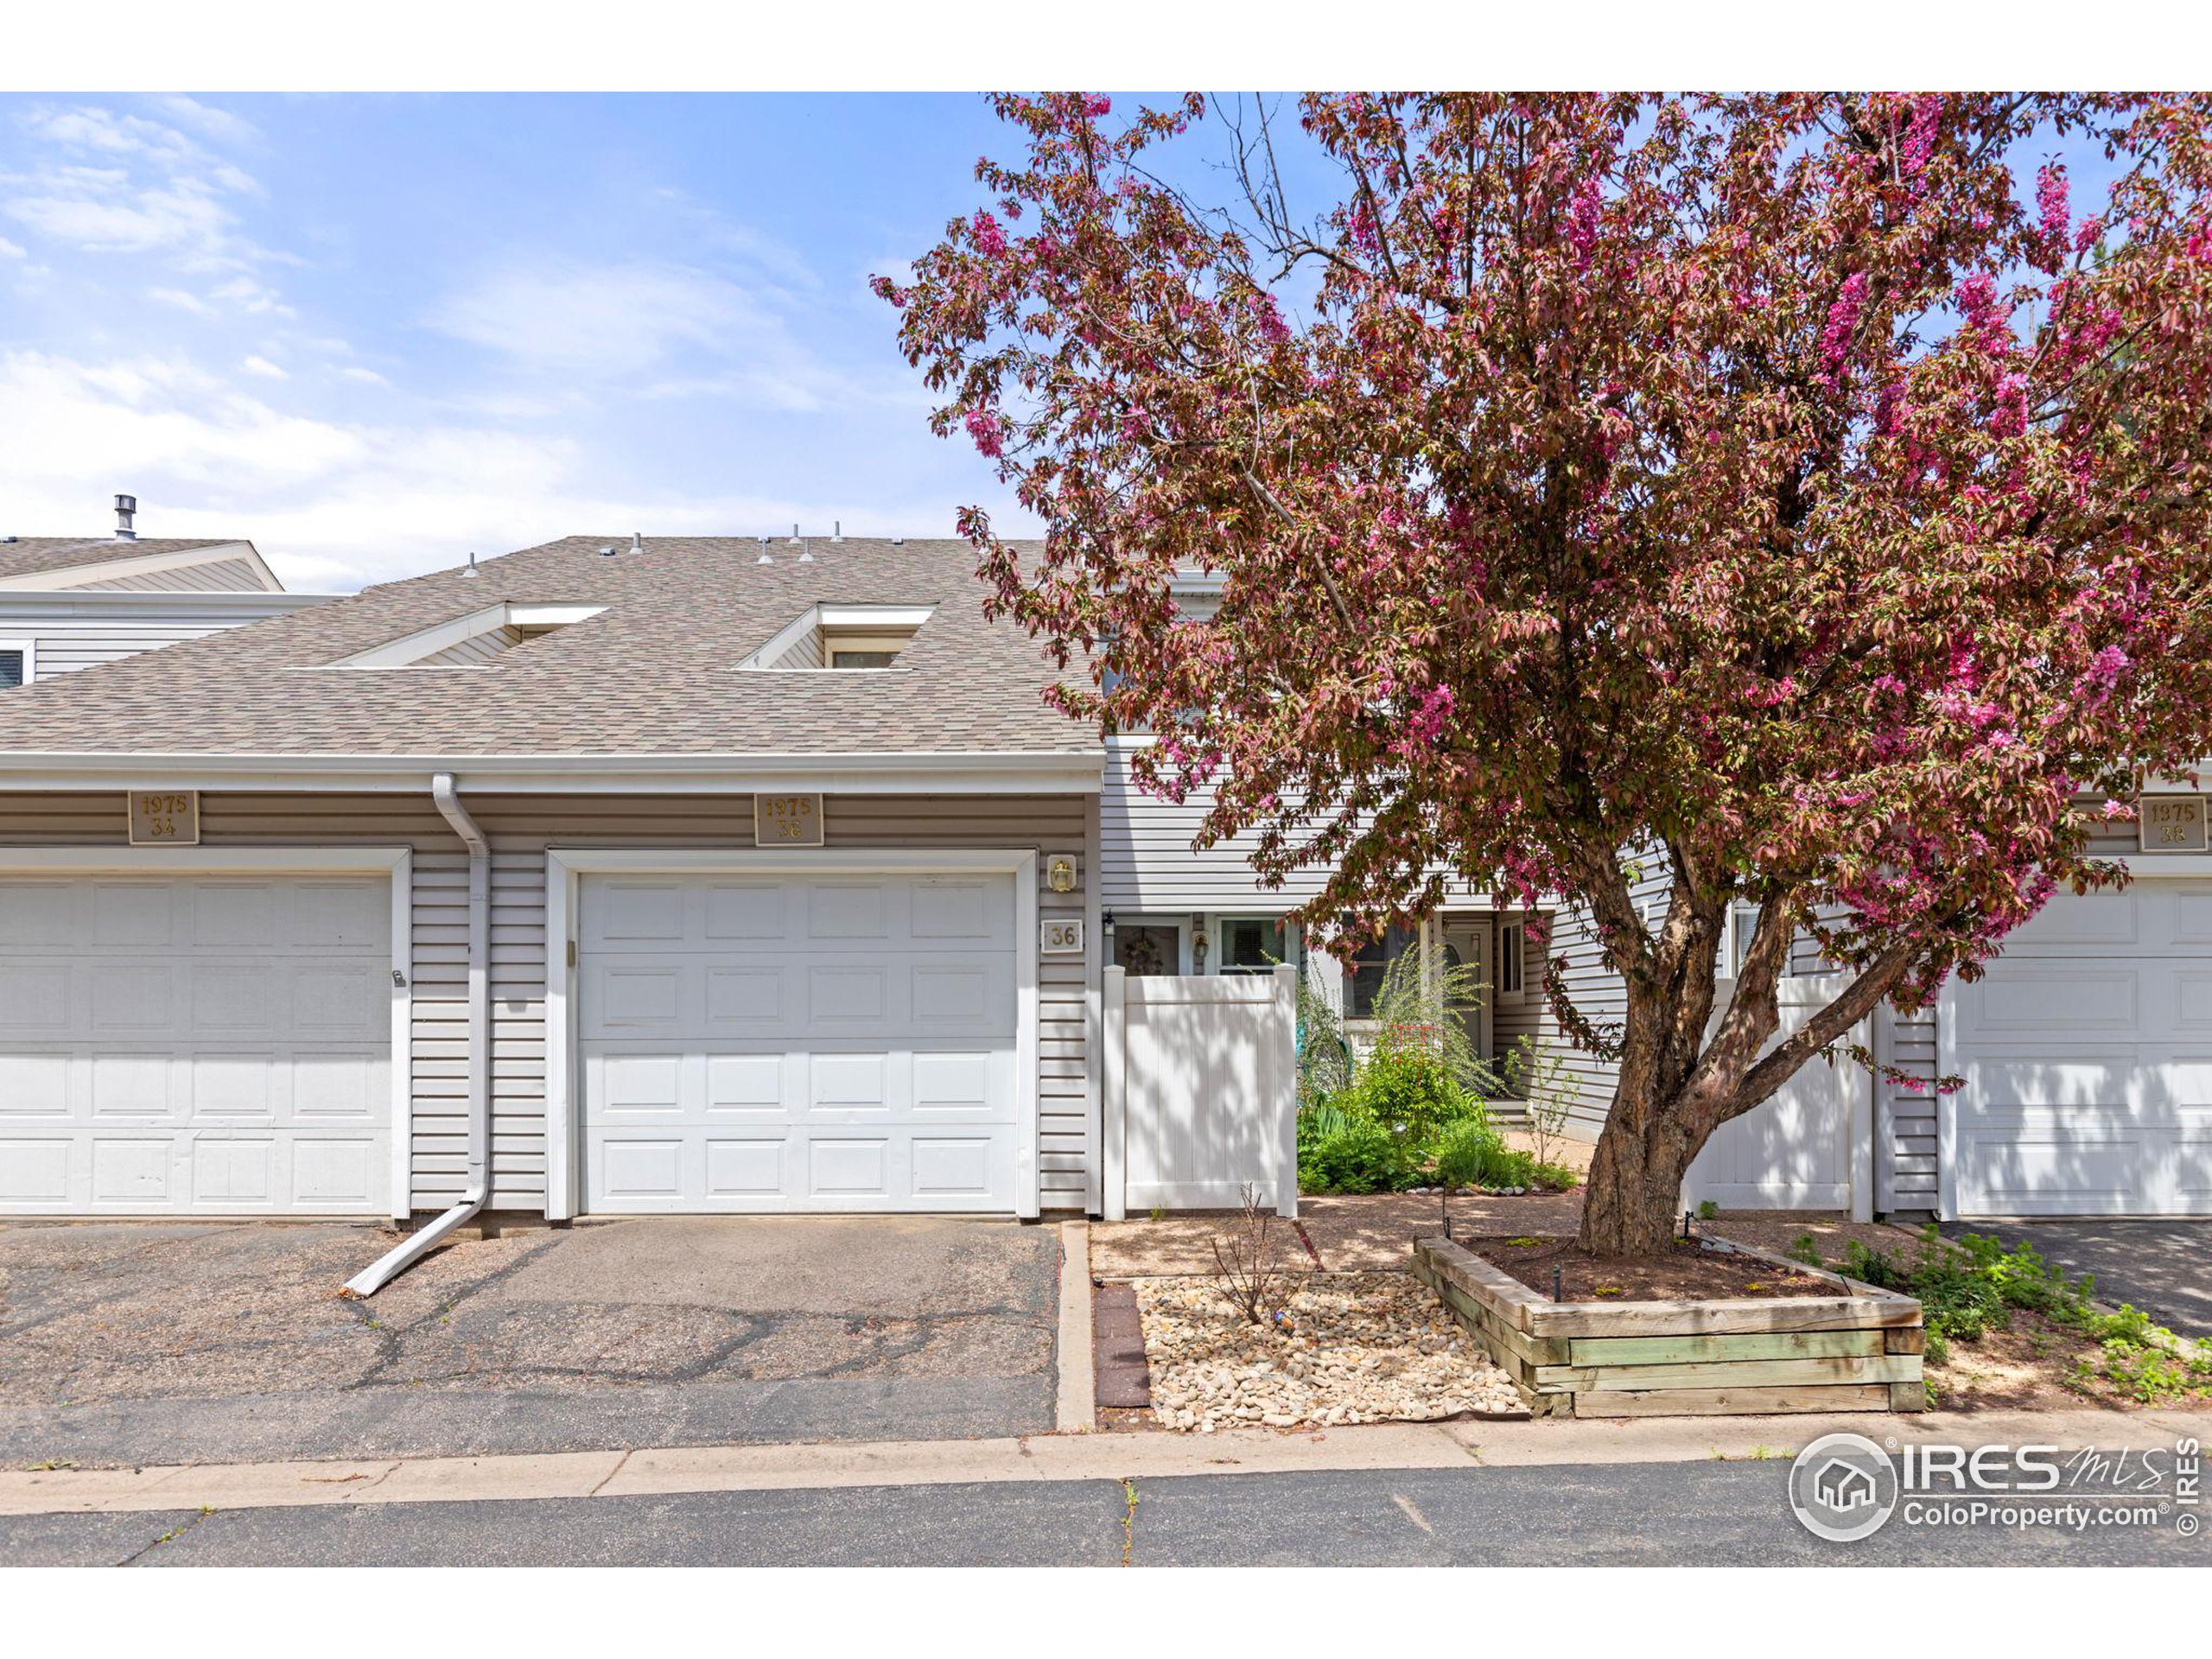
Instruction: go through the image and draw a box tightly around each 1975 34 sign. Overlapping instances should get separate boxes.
[128,790,200,846]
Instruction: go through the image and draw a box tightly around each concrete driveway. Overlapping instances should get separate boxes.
[0,1216,1060,1470]
[1942,1219,2212,1338]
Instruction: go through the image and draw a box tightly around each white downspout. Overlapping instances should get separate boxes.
[344,772,490,1297]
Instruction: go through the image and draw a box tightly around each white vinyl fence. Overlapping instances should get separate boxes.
[1102,964,1297,1220]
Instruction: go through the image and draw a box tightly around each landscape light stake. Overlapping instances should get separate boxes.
[1553,1264,1562,1303]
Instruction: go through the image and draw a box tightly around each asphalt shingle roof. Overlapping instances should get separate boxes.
[0,537,243,584]
[0,536,1096,759]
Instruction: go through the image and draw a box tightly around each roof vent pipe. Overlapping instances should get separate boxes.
[345,772,491,1297]
[462,551,480,578]
[788,523,801,544]
[114,493,137,540]
[832,520,843,543]
[631,531,643,555]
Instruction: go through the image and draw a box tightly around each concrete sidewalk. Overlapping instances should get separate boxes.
[6,1407,2204,1519]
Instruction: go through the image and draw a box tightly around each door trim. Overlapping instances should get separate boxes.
[0,846,414,1221]
[545,848,1041,1220]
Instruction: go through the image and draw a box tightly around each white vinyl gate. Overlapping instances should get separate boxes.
[1102,965,1297,1218]
[1683,973,1872,1217]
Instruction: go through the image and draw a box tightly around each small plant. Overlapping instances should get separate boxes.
[1208,1184,1287,1325]
[1298,1115,1402,1194]
[1503,1034,1578,1173]
[1148,1205,1166,1223]
[1784,1233,1825,1269]
[1695,1199,1719,1221]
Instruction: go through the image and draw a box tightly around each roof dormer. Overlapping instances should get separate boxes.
[326,602,607,669]
[741,605,935,671]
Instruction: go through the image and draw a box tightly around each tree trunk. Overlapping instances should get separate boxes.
[1577,1099,1705,1255]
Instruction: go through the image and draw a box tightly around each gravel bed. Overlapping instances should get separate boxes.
[1133,1270,1527,1432]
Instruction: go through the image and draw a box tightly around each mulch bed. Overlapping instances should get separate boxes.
[1465,1234,1840,1302]
[1092,1280,1152,1409]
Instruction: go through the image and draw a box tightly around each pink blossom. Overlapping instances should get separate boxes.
[1901,95,1941,178]
[2036,164,2069,246]
[970,211,1007,257]
[2088,645,2129,687]
[1817,271,1868,383]
[1081,94,1111,118]
[964,409,1006,458]
[1566,177,1601,268]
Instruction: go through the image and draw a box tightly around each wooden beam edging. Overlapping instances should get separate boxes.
[1412,1236,1927,1417]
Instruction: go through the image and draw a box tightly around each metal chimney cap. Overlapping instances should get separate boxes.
[113,493,138,540]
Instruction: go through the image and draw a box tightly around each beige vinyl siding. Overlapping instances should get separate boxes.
[74,556,270,593]
[0,788,1096,1216]
[1533,851,1676,1139]
[417,625,524,667]
[1102,737,1336,913]
[763,625,825,671]
[1879,1007,1940,1211]
[9,601,313,678]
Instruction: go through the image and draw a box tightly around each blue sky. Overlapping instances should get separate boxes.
[0,93,1056,589]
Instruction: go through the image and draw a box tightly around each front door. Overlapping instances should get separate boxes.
[1440,921,1491,1069]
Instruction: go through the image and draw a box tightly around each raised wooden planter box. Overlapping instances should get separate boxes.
[1412,1235,1926,1419]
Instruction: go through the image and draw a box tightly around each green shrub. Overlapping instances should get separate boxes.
[1528,1160,1581,1192]
[1338,1049,1487,1147]
[1433,1119,1528,1191]
[1297,1117,1403,1194]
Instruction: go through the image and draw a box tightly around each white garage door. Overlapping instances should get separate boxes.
[0,874,393,1215]
[578,870,1022,1212]
[1954,883,2212,1216]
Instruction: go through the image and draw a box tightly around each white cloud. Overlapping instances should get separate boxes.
[425,258,877,411]
[147,285,214,315]
[241,354,288,379]
[0,235,22,259]
[428,261,761,378]
[3,100,281,311]
[338,365,392,386]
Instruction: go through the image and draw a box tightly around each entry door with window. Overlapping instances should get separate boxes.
[1440,922,1491,1065]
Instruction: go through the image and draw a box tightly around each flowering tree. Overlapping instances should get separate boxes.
[879,93,2212,1255]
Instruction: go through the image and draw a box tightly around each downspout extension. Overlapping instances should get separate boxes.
[344,772,491,1297]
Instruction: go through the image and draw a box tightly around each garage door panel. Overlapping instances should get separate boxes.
[704,966,782,1024]
[92,883,174,947]
[0,967,67,1032]
[1961,968,2137,1034]
[704,1136,783,1196]
[0,1054,68,1115]
[0,1140,69,1201]
[0,873,392,1217]
[578,869,1021,1214]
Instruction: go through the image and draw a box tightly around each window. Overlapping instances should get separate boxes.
[830,649,899,669]
[0,644,26,690]
[1724,901,1761,979]
[1348,923,1416,1019]
[1113,922,1183,977]
[1497,921,1526,1001]
[1217,917,1287,975]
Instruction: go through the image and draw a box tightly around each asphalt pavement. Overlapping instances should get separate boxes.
[7,1461,2202,1567]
